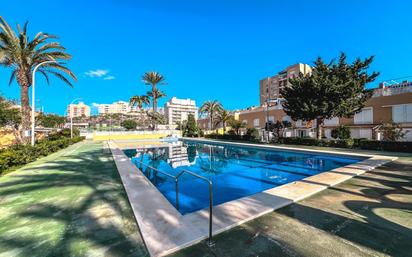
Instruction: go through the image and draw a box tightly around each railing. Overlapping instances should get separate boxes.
[135,161,215,246]
[176,170,214,247]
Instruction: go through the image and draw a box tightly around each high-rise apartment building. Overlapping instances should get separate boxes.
[164,97,198,125]
[259,63,312,106]
[67,102,91,118]
[97,101,135,115]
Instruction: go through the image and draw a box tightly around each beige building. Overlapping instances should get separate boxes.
[259,63,312,106]
[236,82,412,141]
[97,101,136,115]
[67,102,91,118]
[164,97,198,125]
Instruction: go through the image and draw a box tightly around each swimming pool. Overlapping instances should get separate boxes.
[124,140,364,215]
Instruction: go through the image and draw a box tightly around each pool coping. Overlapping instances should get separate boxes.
[108,138,397,257]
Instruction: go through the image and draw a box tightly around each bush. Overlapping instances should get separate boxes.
[121,120,137,131]
[279,137,411,152]
[0,136,85,174]
[331,125,351,140]
[358,140,412,153]
[245,128,260,142]
[48,128,79,140]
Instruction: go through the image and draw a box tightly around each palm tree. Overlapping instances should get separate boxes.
[228,119,245,135]
[200,100,223,131]
[146,88,166,106]
[216,109,233,133]
[142,71,166,112]
[0,17,77,143]
[129,95,150,111]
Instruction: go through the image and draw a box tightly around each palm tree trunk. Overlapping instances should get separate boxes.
[316,117,324,140]
[19,82,31,144]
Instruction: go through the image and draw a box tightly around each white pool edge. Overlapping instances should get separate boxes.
[109,139,397,257]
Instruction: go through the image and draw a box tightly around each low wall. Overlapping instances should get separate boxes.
[81,130,181,141]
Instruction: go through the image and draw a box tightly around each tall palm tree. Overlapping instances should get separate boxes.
[200,100,223,130]
[142,71,166,112]
[129,95,150,111]
[216,109,233,133]
[0,17,76,142]
[146,88,166,109]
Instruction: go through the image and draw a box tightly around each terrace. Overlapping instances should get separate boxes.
[1,140,410,257]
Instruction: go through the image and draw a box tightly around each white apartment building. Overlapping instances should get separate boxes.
[164,97,198,125]
[97,101,135,115]
[67,102,91,118]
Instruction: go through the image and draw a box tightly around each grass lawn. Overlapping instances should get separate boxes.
[0,141,149,257]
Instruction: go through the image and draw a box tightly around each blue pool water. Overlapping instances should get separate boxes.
[124,140,364,215]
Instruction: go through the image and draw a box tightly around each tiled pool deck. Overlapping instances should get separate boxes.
[108,139,396,257]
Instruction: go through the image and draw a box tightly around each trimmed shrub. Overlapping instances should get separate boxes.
[331,125,351,140]
[245,128,260,142]
[0,136,85,174]
[358,140,412,153]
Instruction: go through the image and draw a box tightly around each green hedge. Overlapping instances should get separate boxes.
[280,137,411,153]
[0,136,85,174]
[358,140,412,152]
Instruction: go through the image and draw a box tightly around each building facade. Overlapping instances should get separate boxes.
[97,101,135,115]
[164,97,198,125]
[259,63,312,106]
[67,102,91,118]
[237,82,412,141]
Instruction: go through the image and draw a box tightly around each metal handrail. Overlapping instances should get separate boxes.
[135,160,176,179]
[135,160,215,247]
[135,160,181,211]
[176,170,214,247]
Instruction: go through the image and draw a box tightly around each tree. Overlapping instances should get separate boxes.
[121,119,137,130]
[129,95,150,111]
[281,53,378,139]
[216,110,233,133]
[0,17,77,143]
[268,120,292,140]
[37,113,65,128]
[146,111,166,129]
[142,71,166,112]
[0,96,21,143]
[331,125,351,140]
[200,100,223,131]
[228,119,245,135]
[146,88,166,108]
[182,114,200,137]
[381,121,407,141]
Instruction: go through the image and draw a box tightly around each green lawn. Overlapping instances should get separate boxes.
[0,141,148,257]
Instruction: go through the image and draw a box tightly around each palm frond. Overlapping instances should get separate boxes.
[47,70,73,87]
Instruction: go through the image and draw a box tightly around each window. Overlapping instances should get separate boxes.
[392,104,412,123]
[253,118,260,127]
[268,116,275,122]
[282,115,292,122]
[324,117,339,126]
[242,120,248,125]
[354,107,373,124]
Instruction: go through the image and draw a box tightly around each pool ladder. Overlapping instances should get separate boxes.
[136,161,215,247]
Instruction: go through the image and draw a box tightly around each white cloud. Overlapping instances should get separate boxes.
[103,75,115,80]
[91,102,100,107]
[84,69,109,78]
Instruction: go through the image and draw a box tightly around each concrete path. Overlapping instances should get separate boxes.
[169,160,412,257]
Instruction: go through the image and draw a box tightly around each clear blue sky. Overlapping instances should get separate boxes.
[1,0,411,115]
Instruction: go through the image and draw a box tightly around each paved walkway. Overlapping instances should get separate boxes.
[169,160,412,257]
[0,142,149,257]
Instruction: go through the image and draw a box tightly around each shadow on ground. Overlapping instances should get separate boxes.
[0,142,149,257]
[169,161,412,257]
